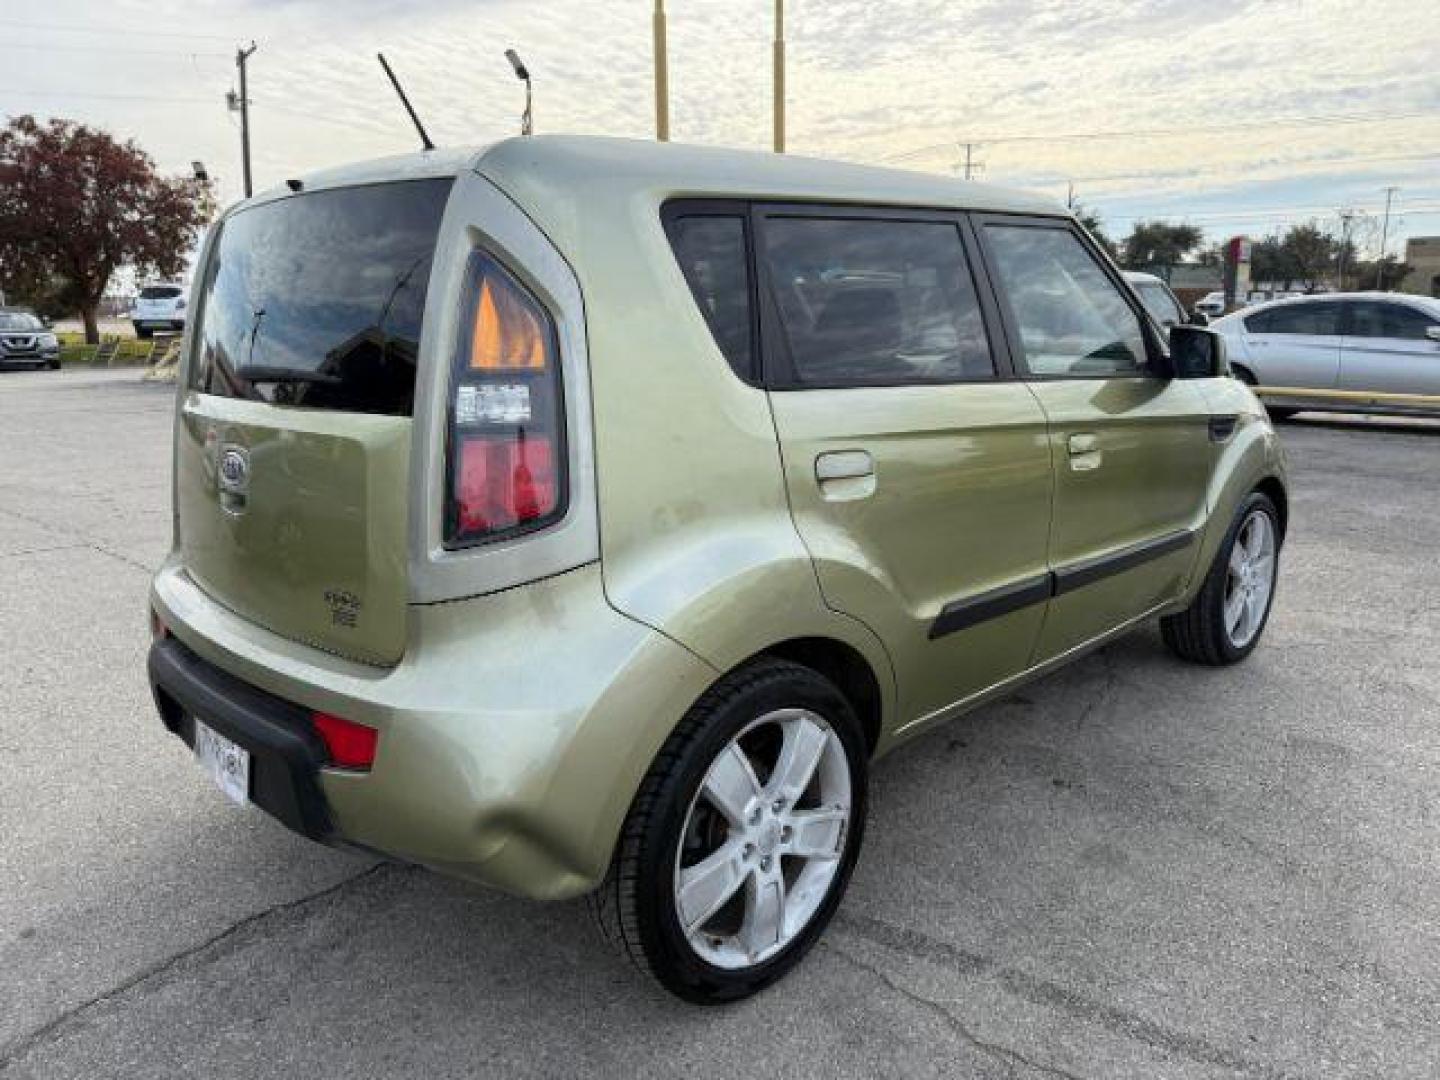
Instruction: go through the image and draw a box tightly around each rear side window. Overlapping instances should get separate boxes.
[140,286,183,300]
[984,224,1147,377]
[760,217,995,386]
[666,215,753,380]
[1347,301,1436,341]
[1244,303,1340,336]
[190,178,453,416]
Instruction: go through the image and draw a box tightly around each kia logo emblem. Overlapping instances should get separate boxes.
[218,445,250,494]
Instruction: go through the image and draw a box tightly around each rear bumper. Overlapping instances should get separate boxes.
[148,557,718,899]
[149,636,332,840]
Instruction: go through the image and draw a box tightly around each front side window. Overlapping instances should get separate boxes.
[760,217,994,386]
[1348,301,1437,341]
[1135,281,1184,327]
[985,225,1147,377]
[1244,302,1340,337]
[666,215,753,380]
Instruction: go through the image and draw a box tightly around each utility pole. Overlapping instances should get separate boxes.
[1376,186,1399,290]
[234,42,257,197]
[1067,180,1075,209]
[653,0,669,141]
[1335,209,1357,291]
[958,142,983,181]
[773,0,785,153]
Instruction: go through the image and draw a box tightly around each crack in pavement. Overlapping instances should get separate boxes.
[0,863,391,1071]
[826,943,1084,1080]
[834,912,1302,1080]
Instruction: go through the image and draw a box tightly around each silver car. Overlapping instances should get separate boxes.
[1212,292,1440,417]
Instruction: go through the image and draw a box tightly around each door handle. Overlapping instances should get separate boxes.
[815,450,875,501]
[1066,433,1102,472]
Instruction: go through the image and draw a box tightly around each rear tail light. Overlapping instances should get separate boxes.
[445,251,566,547]
[311,711,378,770]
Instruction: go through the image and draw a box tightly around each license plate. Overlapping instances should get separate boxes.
[194,720,250,805]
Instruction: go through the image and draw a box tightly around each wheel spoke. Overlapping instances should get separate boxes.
[677,840,748,935]
[1245,589,1265,635]
[785,807,846,860]
[1224,587,1246,633]
[741,872,786,959]
[769,718,828,802]
[702,743,761,827]
[1229,541,1248,578]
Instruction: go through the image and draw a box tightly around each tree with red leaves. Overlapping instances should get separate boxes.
[0,115,214,343]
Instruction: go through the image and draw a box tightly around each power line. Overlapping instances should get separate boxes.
[0,18,235,41]
[0,88,215,104]
[0,43,228,59]
[882,110,1440,162]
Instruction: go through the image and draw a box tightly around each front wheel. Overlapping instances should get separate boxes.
[1162,492,1280,665]
[590,659,867,1003]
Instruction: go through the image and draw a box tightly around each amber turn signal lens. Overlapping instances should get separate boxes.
[470,276,547,371]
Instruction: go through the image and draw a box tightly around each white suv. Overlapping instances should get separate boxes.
[131,284,187,339]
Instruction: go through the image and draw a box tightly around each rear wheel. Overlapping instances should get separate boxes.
[1162,491,1280,665]
[590,659,867,1003]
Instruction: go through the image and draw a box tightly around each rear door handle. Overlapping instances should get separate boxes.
[1067,432,1102,472]
[815,450,875,501]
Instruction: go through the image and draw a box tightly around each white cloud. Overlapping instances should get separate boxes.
[4,0,1439,250]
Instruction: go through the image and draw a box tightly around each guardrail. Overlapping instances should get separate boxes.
[1254,386,1440,410]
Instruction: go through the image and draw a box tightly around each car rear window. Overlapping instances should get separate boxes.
[189,178,453,416]
[140,286,183,300]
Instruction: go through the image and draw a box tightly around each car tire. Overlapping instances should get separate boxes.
[1161,491,1281,666]
[47,357,61,370]
[590,658,868,1004]
[135,326,152,340]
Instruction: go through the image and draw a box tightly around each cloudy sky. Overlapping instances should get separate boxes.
[5,0,1439,260]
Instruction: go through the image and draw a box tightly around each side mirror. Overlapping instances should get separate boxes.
[1165,325,1227,379]
[1188,310,1210,327]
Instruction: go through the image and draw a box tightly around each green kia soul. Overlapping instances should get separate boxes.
[148,135,1287,1003]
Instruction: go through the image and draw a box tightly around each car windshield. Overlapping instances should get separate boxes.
[140,286,183,300]
[0,312,43,331]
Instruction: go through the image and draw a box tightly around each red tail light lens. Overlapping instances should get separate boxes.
[445,252,566,548]
[311,711,379,770]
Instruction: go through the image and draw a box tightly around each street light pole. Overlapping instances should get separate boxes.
[235,42,257,197]
[654,0,670,141]
[773,0,785,153]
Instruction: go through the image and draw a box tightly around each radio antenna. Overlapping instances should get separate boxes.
[377,52,435,151]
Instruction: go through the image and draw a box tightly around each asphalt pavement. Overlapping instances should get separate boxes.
[1,368,1436,1078]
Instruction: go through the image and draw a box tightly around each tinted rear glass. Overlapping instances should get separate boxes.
[761,217,995,385]
[666,215,753,380]
[140,286,183,299]
[190,178,453,416]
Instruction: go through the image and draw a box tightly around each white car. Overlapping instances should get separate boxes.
[1123,271,1190,332]
[1210,292,1440,417]
[131,284,187,339]
[1193,291,1227,318]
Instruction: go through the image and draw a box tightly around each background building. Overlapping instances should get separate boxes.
[1401,236,1440,297]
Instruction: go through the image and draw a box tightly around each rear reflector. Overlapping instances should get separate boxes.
[445,251,566,548]
[311,711,379,770]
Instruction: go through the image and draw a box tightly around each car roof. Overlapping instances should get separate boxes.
[1212,291,1440,328]
[247,134,1064,218]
